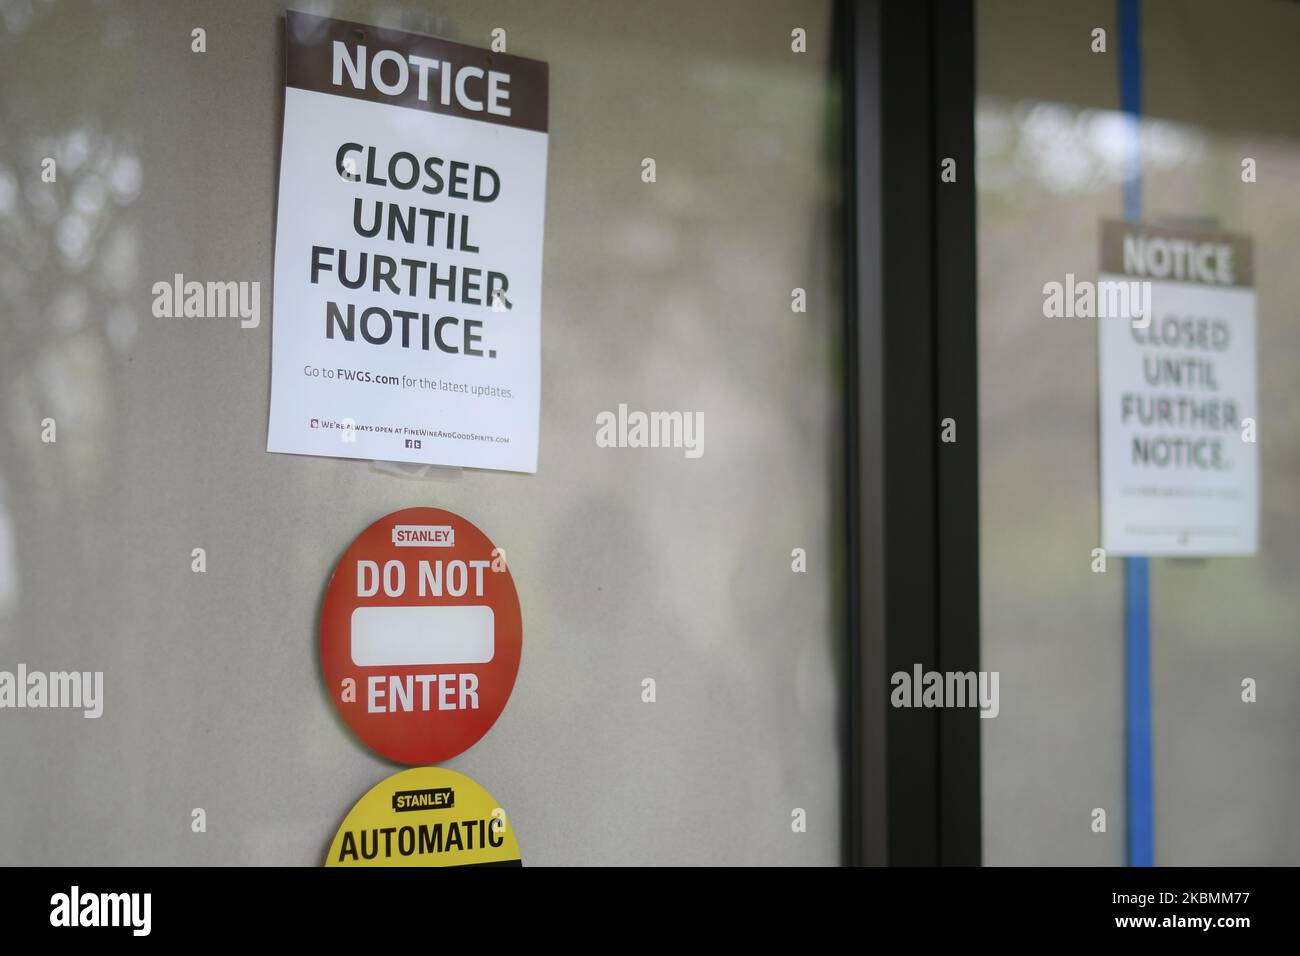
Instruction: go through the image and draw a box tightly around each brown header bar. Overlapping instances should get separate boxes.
[285,10,548,134]
[1100,219,1253,287]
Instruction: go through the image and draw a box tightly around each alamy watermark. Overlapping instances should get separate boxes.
[890,664,999,718]
[1043,274,1151,327]
[0,665,103,718]
[151,273,260,328]
[595,404,704,459]
[50,886,150,936]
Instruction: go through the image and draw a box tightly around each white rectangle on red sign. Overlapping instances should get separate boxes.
[350,605,495,666]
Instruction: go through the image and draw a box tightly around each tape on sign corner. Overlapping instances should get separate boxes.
[369,459,465,482]
[325,766,522,867]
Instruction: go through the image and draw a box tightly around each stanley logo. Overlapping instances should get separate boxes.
[392,787,455,812]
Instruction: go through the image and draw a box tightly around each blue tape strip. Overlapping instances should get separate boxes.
[1119,0,1154,868]
[1124,556,1153,865]
[1119,0,1143,222]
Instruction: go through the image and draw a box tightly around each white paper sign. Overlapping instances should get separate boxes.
[267,12,549,472]
[1098,220,1258,556]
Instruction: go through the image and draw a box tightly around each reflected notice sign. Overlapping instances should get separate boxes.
[1098,220,1258,556]
[267,11,549,472]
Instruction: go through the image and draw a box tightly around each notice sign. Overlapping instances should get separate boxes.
[327,767,521,866]
[268,11,549,472]
[320,507,523,764]
[1098,221,1258,556]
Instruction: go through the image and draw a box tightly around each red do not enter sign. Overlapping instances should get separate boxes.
[320,507,522,764]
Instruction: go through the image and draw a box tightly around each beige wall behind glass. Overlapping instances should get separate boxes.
[978,0,1300,865]
[0,0,844,865]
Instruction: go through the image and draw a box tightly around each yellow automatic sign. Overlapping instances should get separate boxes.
[326,767,521,867]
